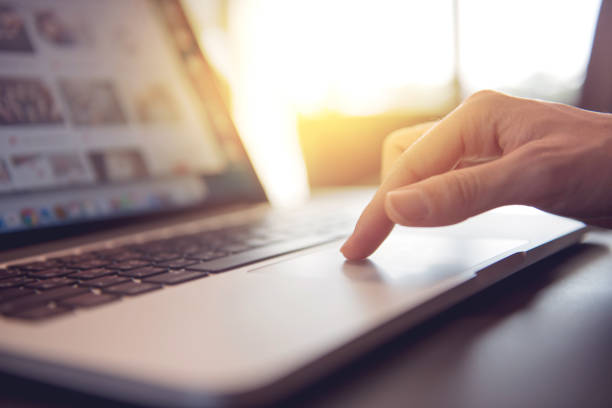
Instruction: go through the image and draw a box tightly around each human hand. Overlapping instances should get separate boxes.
[341,90,612,260]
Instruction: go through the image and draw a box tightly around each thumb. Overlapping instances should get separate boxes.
[384,156,520,227]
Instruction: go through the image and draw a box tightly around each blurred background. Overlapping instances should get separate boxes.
[184,0,603,206]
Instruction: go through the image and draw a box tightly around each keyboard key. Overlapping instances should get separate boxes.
[60,253,99,264]
[59,292,120,308]
[143,270,207,285]
[65,259,109,269]
[68,268,114,280]
[0,268,27,279]
[26,277,76,291]
[104,281,161,296]
[97,250,141,261]
[0,286,89,315]
[113,259,150,271]
[185,250,227,261]
[154,259,197,269]
[118,266,166,278]
[14,260,63,271]
[27,268,73,279]
[0,287,35,302]
[80,275,130,288]
[143,252,182,262]
[6,304,72,320]
[0,276,35,289]
[187,236,334,273]
[131,239,166,251]
[175,245,203,255]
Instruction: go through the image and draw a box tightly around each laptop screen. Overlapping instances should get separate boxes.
[0,0,265,241]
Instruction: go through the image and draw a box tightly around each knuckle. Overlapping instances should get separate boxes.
[448,169,481,210]
[464,89,508,114]
[467,89,503,103]
[460,90,512,151]
[517,142,567,209]
[383,128,406,151]
[382,129,407,176]
[383,122,435,151]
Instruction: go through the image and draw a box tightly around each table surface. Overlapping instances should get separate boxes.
[1,228,611,408]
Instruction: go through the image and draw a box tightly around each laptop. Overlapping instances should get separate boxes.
[0,0,586,406]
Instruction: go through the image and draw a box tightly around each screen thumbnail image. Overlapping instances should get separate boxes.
[134,83,180,123]
[59,79,127,126]
[110,22,141,57]
[0,4,34,53]
[10,154,55,188]
[0,157,11,190]
[34,8,94,48]
[10,152,91,189]
[0,77,64,125]
[47,152,91,184]
[88,149,149,183]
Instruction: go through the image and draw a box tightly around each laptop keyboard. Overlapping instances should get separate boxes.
[0,213,352,321]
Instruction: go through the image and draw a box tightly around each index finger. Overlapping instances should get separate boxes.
[340,92,502,260]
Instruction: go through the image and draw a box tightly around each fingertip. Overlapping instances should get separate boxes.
[340,227,389,260]
[339,240,350,256]
[340,191,397,260]
[341,250,368,261]
[340,236,364,260]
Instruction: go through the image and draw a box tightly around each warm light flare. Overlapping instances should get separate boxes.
[230,0,456,116]
[222,0,457,203]
[187,0,601,196]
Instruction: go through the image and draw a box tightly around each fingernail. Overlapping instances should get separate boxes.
[386,189,430,222]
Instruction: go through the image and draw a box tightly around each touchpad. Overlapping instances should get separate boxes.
[251,229,526,286]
